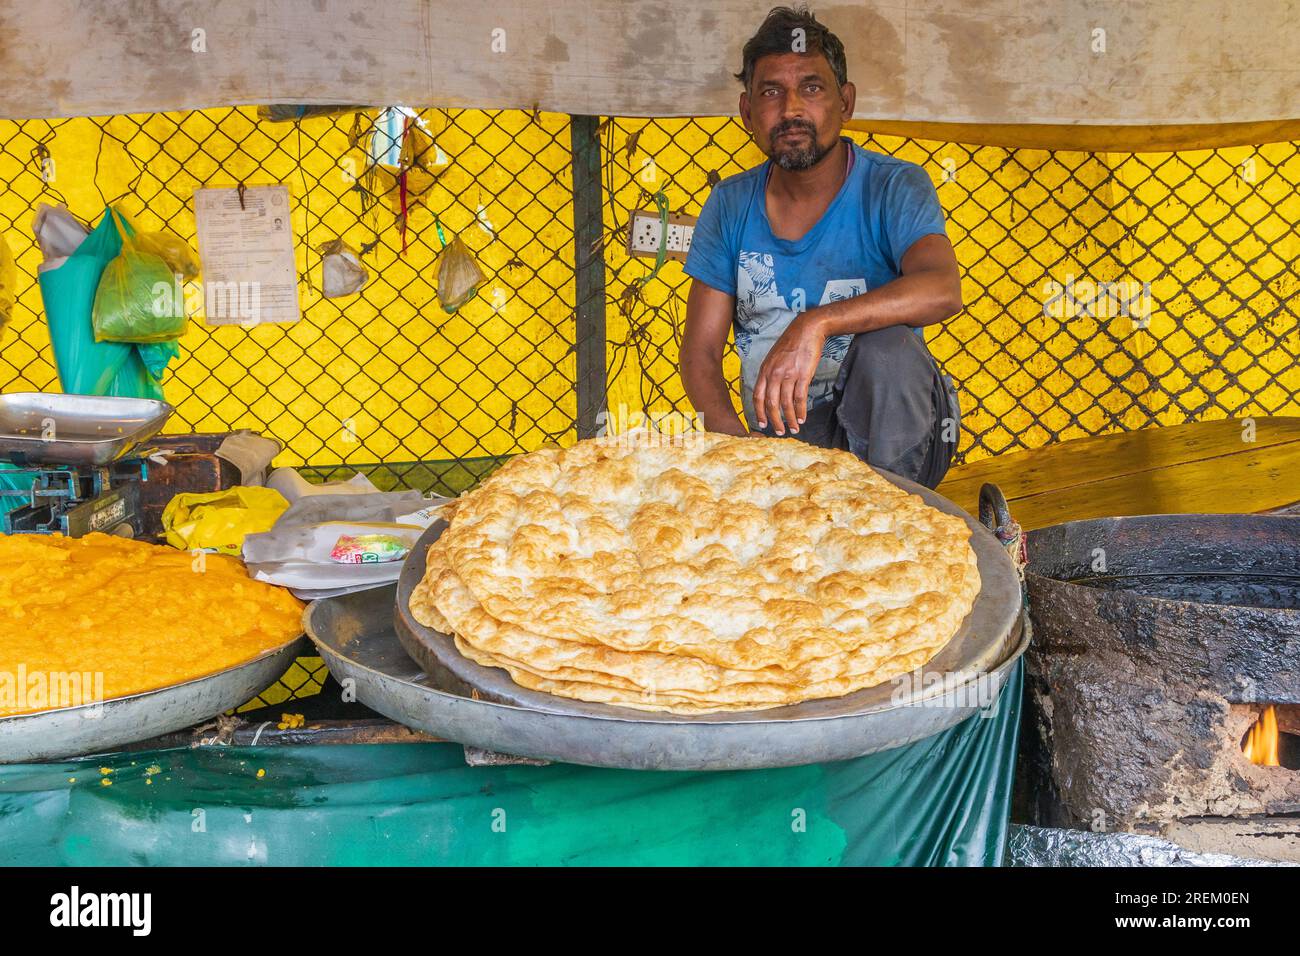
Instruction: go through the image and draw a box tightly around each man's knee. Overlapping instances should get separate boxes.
[836,326,936,416]
[839,325,933,386]
[832,326,951,483]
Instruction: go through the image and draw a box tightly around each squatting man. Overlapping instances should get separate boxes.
[682,6,964,489]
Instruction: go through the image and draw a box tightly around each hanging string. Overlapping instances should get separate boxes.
[398,114,411,255]
[646,189,670,282]
[634,188,671,292]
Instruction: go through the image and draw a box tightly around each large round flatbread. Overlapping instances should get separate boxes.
[454,639,942,714]
[437,432,979,672]
[413,535,966,709]
[408,432,982,713]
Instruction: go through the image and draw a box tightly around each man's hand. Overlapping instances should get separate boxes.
[750,235,963,435]
[753,310,826,435]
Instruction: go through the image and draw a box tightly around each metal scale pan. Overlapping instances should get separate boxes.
[0,637,307,764]
[307,471,1027,771]
[0,393,174,467]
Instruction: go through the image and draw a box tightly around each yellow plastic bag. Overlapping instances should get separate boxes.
[0,234,16,338]
[162,486,290,555]
[134,228,200,282]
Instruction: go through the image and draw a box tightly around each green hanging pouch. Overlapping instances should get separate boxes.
[91,207,188,343]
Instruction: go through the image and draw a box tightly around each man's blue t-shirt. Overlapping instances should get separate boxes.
[683,136,948,430]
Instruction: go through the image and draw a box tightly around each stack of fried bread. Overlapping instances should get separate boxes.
[408,432,981,714]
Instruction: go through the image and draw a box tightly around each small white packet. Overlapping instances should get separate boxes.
[394,497,457,528]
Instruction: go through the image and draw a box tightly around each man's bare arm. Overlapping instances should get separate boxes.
[682,280,752,437]
[806,234,962,338]
[753,234,963,434]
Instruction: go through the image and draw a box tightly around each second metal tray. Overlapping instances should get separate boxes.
[0,636,307,763]
[307,468,1029,770]
[397,469,1022,713]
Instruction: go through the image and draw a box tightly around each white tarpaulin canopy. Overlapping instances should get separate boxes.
[2,0,1298,147]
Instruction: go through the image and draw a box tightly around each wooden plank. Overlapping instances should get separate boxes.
[941,417,1300,488]
[939,417,1300,505]
[1160,818,1300,865]
[970,439,1300,531]
[119,717,443,751]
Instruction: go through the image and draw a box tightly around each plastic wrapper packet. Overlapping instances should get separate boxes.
[330,532,409,563]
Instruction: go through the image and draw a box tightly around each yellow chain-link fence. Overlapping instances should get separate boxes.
[3,108,1297,478]
[2,106,1297,706]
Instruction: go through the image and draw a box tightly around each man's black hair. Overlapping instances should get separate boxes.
[733,5,848,93]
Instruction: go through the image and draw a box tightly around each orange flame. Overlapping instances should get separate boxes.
[1242,705,1280,767]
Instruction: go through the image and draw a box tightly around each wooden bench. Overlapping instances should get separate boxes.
[937,416,1300,532]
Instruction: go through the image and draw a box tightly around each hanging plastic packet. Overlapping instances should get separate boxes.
[32,204,90,259]
[91,207,189,343]
[435,232,486,313]
[393,116,436,253]
[318,238,367,297]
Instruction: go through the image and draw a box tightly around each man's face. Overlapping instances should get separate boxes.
[741,51,853,171]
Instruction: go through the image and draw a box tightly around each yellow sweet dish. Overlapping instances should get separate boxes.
[0,532,304,717]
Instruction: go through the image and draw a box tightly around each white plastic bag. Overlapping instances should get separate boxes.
[32,204,89,260]
[265,467,379,503]
[319,239,367,298]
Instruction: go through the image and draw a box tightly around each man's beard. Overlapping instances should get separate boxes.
[770,123,833,171]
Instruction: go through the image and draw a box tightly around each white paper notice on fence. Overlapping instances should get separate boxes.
[193,185,300,325]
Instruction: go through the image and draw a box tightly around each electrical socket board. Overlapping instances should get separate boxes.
[625,208,698,262]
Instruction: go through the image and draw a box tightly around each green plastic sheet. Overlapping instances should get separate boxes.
[0,661,1021,866]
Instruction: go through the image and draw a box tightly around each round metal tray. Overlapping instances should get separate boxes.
[0,637,307,763]
[306,469,1028,770]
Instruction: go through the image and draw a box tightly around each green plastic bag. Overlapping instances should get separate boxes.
[91,207,187,343]
[36,206,178,399]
